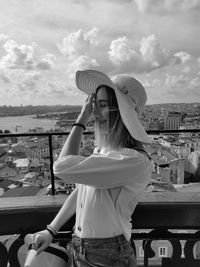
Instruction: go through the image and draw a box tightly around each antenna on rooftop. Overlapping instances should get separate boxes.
[10,125,22,132]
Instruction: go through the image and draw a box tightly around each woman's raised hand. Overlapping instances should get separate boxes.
[77,93,96,125]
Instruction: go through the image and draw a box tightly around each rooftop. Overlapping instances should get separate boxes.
[1,185,41,198]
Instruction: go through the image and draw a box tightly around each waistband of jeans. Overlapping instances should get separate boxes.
[72,234,127,245]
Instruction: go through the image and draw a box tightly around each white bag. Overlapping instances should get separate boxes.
[24,234,71,267]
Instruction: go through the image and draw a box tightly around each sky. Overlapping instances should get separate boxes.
[0,0,200,106]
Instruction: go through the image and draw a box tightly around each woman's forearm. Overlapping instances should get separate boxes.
[49,187,78,231]
[58,94,94,159]
[58,121,85,159]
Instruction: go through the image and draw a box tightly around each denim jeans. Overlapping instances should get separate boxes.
[66,234,137,267]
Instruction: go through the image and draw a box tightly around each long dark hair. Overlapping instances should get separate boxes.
[95,85,140,150]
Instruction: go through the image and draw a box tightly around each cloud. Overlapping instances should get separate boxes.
[36,60,51,70]
[0,0,198,105]
[109,36,139,62]
[0,34,8,42]
[1,40,34,69]
[152,78,162,87]
[163,72,200,101]
[140,34,170,67]
[66,55,99,80]
[57,28,99,58]
[134,0,200,13]
[164,0,200,12]
[108,34,172,73]
[0,37,81,104]
[18,72,42,93]
[182,66,191,73]
[0,39,55,71]
[84,27,99,47]
[190,77,200,88]
[173,51,192,64]
[134,0,163,13]
[36,54,56,70]
[140,71,199,103]
[108,36,144,73]
[0,69,44,100]
[165,73,188,89]
[57,28,195,78]
[47,81,79,98]
[57,28,104,76]
[0,72,11,83]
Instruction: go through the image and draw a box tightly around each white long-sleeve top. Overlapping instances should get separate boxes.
[53,148,153,241]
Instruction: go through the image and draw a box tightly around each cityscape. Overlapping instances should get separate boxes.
[0,102,200,265]
[0,0,200,264]
[1,102,200,200]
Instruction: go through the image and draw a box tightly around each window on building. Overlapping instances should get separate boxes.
[158,247,168,257]
[139,246,144,257]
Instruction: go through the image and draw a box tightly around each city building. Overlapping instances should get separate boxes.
[26,141,50,159]
[13,158,30,173]
[0,163,19,179]
[164,112,183,130]
[185,151,200,179]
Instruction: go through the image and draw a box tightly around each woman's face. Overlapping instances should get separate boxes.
[94,86,109,133]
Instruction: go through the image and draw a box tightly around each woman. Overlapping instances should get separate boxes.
[32,70,153,266]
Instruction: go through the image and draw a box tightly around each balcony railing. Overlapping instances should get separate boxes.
[1,193,200,266]
[1,128,199,194]
[0,129,200,266]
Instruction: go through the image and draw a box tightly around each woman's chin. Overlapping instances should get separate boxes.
[99,122,108,133]
[100,128,109,135]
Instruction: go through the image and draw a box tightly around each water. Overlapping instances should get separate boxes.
[0,115,57,133]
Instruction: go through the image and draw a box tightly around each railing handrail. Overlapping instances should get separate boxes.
[0,128,200,138]
[0,131,94,138]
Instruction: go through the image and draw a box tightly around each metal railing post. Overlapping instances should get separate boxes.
[48,134,55,195]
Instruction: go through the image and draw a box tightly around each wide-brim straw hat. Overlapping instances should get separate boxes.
[76,69,151,143]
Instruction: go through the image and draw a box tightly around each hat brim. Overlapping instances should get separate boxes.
[76,70,151,143]
[114,88,151,144]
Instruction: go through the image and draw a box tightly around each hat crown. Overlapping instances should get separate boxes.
[76,70,114,93]
[112,75,147,113]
